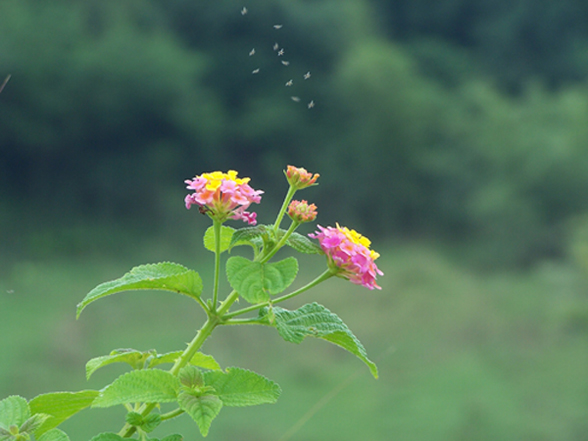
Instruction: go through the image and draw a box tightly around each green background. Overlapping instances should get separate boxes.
[2,0,588,439]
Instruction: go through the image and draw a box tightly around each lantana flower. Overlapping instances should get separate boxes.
[185,170,263,225]
[288,200,318,223]
[285,166,319,190]
[309,224,383,290]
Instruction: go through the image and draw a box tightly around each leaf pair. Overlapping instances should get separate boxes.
[86,349,221,380]
[91,367,280,437]
[0,394,93,441]
[226,256,298,303]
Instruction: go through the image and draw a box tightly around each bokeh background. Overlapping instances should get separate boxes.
[2,0,588,439]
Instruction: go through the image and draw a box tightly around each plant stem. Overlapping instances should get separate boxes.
[212,219,222,310]
[260,220,299,264]
[273,186,296,234]
[161,407,185,421]
[118,317,220,438]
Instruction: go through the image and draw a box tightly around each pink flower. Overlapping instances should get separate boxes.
[285,165,319,190]
[184,170,263,225]
[288,200,318,223]
[309,224,383,290]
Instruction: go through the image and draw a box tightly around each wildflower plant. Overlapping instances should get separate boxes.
[0,166,383,441]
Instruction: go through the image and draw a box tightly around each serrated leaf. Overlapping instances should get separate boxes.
[29,390,99,436]
[160,435,183,441]
[203,367,281,407]
[125,411,143,426]
[88,433,124,441]
[286,232,323,254]
[203,225,235,253]
[146,351,221,371]
[263,303,378,378]
[226,256,298,304]
[0,428,12,441]
[19,413,52,434]
[38,428,71,441]
[86,349,153,380]
[77,263,203,318]
[228,225,268,250]
[147,351,181,368]
[0,396,29,430]
[141,414,161,433]
[179,365,204,388]
[177,390,222,437]
[189,352,222,371]
[92,370,180,408]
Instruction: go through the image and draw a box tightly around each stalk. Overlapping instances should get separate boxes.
[273,186,296,234]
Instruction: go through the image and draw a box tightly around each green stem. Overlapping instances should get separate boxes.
[222,317,271,325]
[161,407,185,421]
[222,269,334,320]
[169,317,218,376]
[273,185,297,234]
[212,219,222,310]
[217,289,240,316]
[260,220,299,264]
[118,317,220,438]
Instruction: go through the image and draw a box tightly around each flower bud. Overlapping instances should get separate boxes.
[285,165,319,190]
[288,200,318,223]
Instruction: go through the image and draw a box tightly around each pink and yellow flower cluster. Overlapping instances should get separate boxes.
[309,224,383,290]
[185,170,263,225]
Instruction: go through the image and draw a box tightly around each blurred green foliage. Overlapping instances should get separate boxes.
[1,0,588,266]
[2,244,588,440]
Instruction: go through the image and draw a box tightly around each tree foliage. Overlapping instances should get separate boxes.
[1,0,588,266]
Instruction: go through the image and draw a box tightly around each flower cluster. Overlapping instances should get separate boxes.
[185,170,263,225]
[309,224,383,290]
[288,200,318,223]
[285,166,319,190]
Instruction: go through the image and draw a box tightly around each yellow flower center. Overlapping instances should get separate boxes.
[336,223,380,260]
[201,170,250,191]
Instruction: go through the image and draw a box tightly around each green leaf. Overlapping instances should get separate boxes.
[38,428,70,441]
[263,302,378,378]
[179,365,204,388]
[286,232,323,254]
[141,414,162,433]
[147,351,182,368]
[0,428,12,441]
[0,396,29,430]
[226,256,298,304]
[160,435,183,441]
[125,412,143,426]
[189,352,222,371]
[125,412,161,433]
[86,349,155,379]
[228,225,268,251]
[203,225,235,253]
[19,413,52,434]
[92,370,180,408]
[88,434,124,441]
[146,351,221,371]
[77,262,203,318]
[29,390,99,436]
[177,390,222,437]
[203,367,281,407]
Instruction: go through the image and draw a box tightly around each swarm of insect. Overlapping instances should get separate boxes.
[242,8,315,108]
